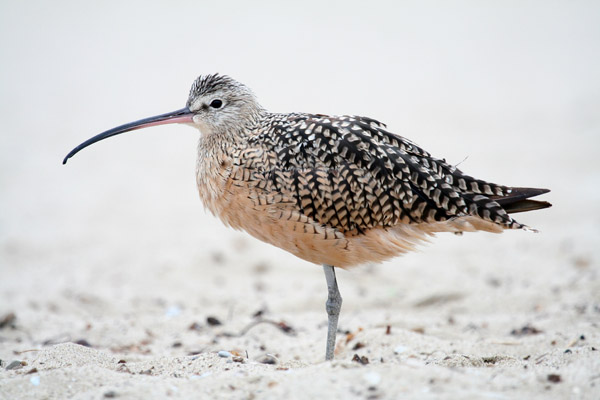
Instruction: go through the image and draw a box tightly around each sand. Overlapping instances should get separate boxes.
[3,214,599,399]
[1,1,599,399]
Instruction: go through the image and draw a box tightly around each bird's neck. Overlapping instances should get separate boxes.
[211,107,268,142]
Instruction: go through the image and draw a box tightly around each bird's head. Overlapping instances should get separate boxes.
[186,74,263,135]
[63,74,263,164]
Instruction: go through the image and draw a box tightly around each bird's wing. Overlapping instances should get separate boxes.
[249,113,534,233]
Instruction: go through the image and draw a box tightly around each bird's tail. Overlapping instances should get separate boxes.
[491,187,552,214]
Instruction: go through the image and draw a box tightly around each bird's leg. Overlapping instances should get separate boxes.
[323,264,342,361]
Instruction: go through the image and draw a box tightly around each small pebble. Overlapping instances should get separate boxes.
[0,312,16,329]
[394,346,408,354]
[218,350,232,358]
[364,371,381,385]
[6,360,24,370]
[352,354,369,365]
[189,322,202,331]
[510,325,542,337]
[165,306,181,318]
[74,339,92,347]
[352,342,365,350]
[259,355,277,365]
[547,374,562,383]
[104,391,118,398]
[207,316,222,326]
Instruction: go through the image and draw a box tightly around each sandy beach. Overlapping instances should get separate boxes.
[1,1,599,399]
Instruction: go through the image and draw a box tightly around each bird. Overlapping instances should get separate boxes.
[63,74,551,361]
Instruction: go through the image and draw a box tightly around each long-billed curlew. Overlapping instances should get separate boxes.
[64,74,551,361]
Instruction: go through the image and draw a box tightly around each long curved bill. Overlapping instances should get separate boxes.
[63,107,194,164]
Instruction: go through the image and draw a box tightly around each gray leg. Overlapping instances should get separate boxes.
[323,264,342,361]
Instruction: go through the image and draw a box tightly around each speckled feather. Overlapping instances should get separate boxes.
[191,74,550,267]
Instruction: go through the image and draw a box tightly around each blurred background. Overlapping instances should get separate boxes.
[1,0,599,329]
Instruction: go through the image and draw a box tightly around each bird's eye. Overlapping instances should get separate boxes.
[210,99,223,109]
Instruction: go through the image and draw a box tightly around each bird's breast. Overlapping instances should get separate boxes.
[195,138,233,217]
[195,138,275,227]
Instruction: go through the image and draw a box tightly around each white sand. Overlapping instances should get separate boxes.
[1,1,599,399]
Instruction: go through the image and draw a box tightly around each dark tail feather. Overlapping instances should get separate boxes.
[502,199,552,214]
[491,187,552,214]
